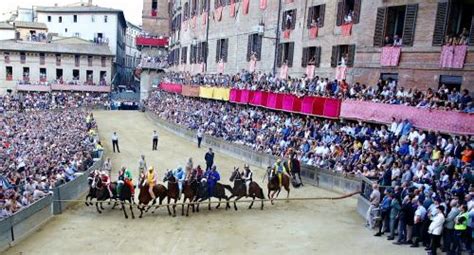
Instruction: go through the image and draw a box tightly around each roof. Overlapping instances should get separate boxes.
[0,23,14,30]
[35,5,127,28]
[0,39,115,56]
[13,21,48,30]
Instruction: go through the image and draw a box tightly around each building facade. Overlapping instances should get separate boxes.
[0,38,114,94]
[168,0,474,91]
[125,21,142,85]
[142,0,170,36]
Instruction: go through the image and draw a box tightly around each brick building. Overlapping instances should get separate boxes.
[142,0,170,36]
[167,0,474,91]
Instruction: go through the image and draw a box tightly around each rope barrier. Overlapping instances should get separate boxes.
[56,191,361,208]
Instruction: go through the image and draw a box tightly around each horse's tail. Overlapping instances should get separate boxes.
[259,187,265,199]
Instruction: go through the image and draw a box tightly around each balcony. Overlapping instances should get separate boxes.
[136,36,169,47]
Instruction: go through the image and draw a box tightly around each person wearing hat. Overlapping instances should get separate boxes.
[428,205,445,255]
[242,164,253,196]
[173,166,186,198]
[272,158,289,188]
[146,167,157,199]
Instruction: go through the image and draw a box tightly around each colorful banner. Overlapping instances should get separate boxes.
[213,87,230,101]
[266,93,283,110]
[240,89,251,104]
[309,27,318,39]
[340,100,474,135]
[243,0,250,15]
[230,1,236,17]
[341,23,352,36]
[281,94,302,113]
[250,91,268,106]
[381,47,401,66]
[215,7,223,21]
[230,88,240,102]
[260,0,267,10]
[199,86,214,99]
[335,66,347,81]
[182,86,200,97]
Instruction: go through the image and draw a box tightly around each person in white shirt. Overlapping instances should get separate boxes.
[152,130,159,151]
[428,205,445,254]
[366,184,381,229]
[411,199,427,247]
[112,132,120,153]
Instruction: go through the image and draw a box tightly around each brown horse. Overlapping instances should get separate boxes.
[163,170,180,217]
[228,167,265,210]
[137,182,168,218]
[181,179,199,216]
[266,167,290,205]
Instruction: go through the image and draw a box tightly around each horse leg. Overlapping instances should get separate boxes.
[146,199,156,213]
[286,185,290,202]
[111,200,118,210]
[121,201,129,219]
[85,195,90,206]
[129,199,135,219]
[208,198,211,211]
[216,198,221,209]
[234,196,243,211]
[172,198,177,217]
[95,201,102,214]
[249,196,255,209]
[166,197,172,216]
[181,197,186,216]
[139,204,144,218]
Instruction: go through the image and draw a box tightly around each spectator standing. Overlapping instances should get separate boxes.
[443,199,460,253]
[112,132,120,153]
[197,129,203,148]
[428,205,445,255]
[411,199,427,247]
[453,204,469,254]
[205,148,215,171]
[387,193,401,240]
[152,130,159,151]
[375,189,393,236]
[366,184,381,229]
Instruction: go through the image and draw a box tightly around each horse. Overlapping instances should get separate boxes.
[196,179,232,211]
[286,157,303,188]
[95,177,135,219]
[163,170,180,217]
[228,167,265,210]
[85,173,98,206]
[266,167,290,205]
[137,181,168,218]
[181,179,199,217]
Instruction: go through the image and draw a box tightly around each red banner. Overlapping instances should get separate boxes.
[266,93,283,110]
[159,83,182,94]
[240,90,251,104]
[309,27,318,39]
[243,0,250,14]
[16,85,51,92]
[250,91,268,106]
[340,100,474,135]
[281,94,302,113]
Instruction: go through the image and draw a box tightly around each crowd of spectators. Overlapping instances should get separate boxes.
[147,89,473,253]
[162,71,473,113]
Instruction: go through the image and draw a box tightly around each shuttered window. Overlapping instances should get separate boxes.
[282,9,297,30]
[191,0,199,16]
[201,0,209,14]
[277,42,295,67]
[432,0,474,46]
[331,46,339,67]
[247,33,263,61]
[191,45,197,64]
[470,16,474,45]
[336,0,361,26]
[216,38,228,62]
[199,42,208,63]
[307,4,325,28]
[402,4,418,47]
[181,47,188,64]
[373,7,387,47]
[301,46,321,67]
[331,45,355,67]
[432,1,449,46]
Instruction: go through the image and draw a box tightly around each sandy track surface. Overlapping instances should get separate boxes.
[5,111,420,255]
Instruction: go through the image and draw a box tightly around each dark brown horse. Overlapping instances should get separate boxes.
[163,170,180,217]
[228,167,265,210]
[137,182,168,218]
[266,167,290,205]
[95,176,135,219]
[196,180,232,211]
[181,179,199,216]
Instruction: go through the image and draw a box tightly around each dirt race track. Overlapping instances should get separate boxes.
[5,111,421,255]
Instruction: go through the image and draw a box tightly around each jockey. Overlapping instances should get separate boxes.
[205,165,220,197]
[273,158,288,188]
[191,165,204,182]
[146,166,157,199]
[173,166,186,198]
[118,167,135,197]
[242,164,253,196]
[100,170,113,197]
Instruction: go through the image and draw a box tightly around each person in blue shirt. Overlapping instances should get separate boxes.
[375,189,393,237]
[401,119,412,137]
[173,166,186,198]
[205,166,220,197]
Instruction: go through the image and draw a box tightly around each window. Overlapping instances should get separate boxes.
[184,2,190,20]
[56,54,61,66]
[65,28,68,33]
[39,68,47,82]
[433,0,474,46]
[191,0,198,16]
[5,66,12,80]
[302,47,321,67]
[20,52,26,64]
[4,52,10,64]
[307,4,325,28]
[88,56,93,66]
[247,33,263,61]
[282,9,297,30]
[201,0,209,14]
[181,46,188,64]
[74,32,80,37]
[56,69,63,80]
[73,15,78,23]
[47,16,51,22]
[331,44,356,67]
[215,38,228,62]
[86,70,93,83]
[439,75,462,91]
[91,15,95,22]
[40,53,45,65]
[373,4,418,47]
[73,69,80,80]
[198,42,208,63]
[101,57,107,67]
[336,0,361,26]
[23,67,30,82]
[152,0,158,16]
[380,73,398,84]
[59,16,62,23]
[276,42,295,67]
[104,15,108,23]
[75,55,80,67]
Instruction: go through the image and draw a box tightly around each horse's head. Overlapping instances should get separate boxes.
[163,169,175,182]
[94,175,102,188]
[229,167,240,182]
